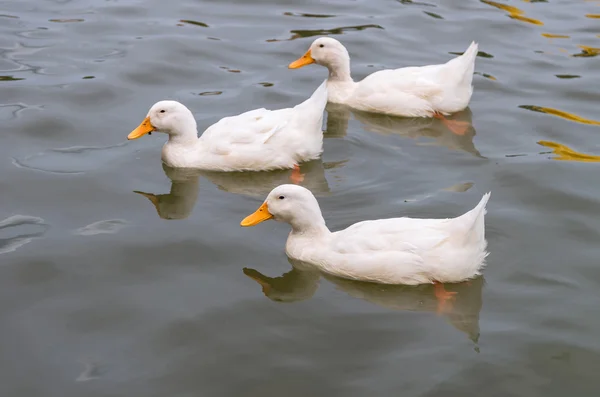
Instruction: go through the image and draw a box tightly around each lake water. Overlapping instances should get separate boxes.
[2,0,600,395]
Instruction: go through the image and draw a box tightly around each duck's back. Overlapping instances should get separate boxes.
[333,217,454,259]
[350,42,478,116]
[200,108,290,146]
[317,194,490,284]
[350,68,442,117]
[197,81,327,171]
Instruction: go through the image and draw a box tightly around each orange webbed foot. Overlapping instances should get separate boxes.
[434,281,458,314]
[433,112,471,136]
[290,164,305,184]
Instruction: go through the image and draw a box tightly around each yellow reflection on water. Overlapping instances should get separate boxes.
[586,14,600,19]
[538,141,600,162]
[520,105,600,126]
[541,33,570,39]
[481,0,524,14]
[481,0,544,25]
[573,45,600,57]
[511,14,544,25]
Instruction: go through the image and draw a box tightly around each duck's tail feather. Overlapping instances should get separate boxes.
[456,191,490,247]
[296,79,328,108]
[459,41,478,87]
[294,79,328,128]
[445,41,478,88]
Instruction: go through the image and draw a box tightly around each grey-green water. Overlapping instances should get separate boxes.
[2,0,600,395]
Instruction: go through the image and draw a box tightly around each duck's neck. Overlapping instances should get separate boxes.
[167,131,199,146]
[327,58,353,83]
[289,213,330,237]
[164,114,200,146]
[161,124,203,168]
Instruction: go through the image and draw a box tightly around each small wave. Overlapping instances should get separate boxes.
[0,215,48,255]
[75,219,128,236]
[13,141,130,174]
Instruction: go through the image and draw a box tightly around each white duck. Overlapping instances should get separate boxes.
[289,37,478,135]
[241,184,490,286]
[127,80,327,175]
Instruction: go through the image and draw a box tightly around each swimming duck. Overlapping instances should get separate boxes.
[241,184,490,285]
[289,37,478,135]
[127,80,327,176]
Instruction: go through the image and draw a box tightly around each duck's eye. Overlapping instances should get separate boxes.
[159,110,166,113]
[319,44,324,48]
[278,195,285,200]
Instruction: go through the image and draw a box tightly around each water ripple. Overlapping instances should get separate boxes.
[178,20,209,28]
[0,75,24,81]
[12,142,130,174]
[49,18,85,23]
[75,219,128,236]
[424,11,444,19]
[0,215,48,255]
[555,74,580,79]
[0,102,44,120]
[75,359,104,382]
[267,24,383,42]
[396,0,437,7]
[283,12,337,18]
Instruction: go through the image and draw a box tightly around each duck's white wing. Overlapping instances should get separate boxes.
[353,68,444,116]
[200,108,293,155]
[336,218,452,252]
[327,218,453,284]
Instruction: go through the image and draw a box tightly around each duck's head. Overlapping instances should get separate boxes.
[289,37,350,71]
[128,100,197,140]
[240,184,325,231]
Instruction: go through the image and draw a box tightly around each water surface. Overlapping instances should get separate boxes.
[2,0,600,395]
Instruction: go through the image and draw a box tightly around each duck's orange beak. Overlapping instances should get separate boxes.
[241,202,273,226]
[289,49,315,69]
[128,116,155,140]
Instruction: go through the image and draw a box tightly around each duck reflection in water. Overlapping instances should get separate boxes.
[134,160,343,219]
[325,103,482,158]
[134,165,201,220]
[244,259,484,342]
